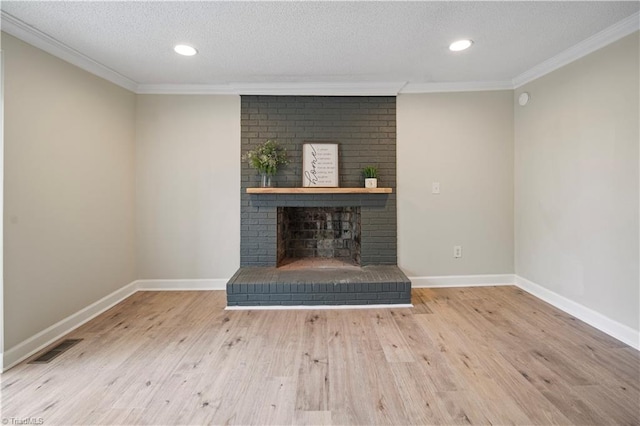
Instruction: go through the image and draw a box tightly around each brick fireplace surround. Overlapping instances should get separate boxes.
[226,96,411,306]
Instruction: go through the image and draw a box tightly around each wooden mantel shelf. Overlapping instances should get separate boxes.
[246,187,392,194]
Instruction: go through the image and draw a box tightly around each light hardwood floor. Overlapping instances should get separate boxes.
[2,287,639,425]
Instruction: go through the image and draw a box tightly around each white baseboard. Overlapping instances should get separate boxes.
[2,278,230,371]
[5,273,636,371]
[2,280,139,371]
[136,278,227,291]
[409,273,638,350]
[515,275,639,350]
[410,274,515,288]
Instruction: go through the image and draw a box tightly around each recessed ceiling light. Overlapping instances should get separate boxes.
[449,39,473,52]
[174,44,198,56]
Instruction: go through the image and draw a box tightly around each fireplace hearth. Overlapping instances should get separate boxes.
[227,265,411,307]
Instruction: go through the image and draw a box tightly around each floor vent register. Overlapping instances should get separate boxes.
[28,339,83,364]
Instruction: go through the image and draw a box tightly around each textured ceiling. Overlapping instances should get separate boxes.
[1,1,639,88]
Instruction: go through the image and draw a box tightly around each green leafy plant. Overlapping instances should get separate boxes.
[362,166,378,178]
[242,140,289,175]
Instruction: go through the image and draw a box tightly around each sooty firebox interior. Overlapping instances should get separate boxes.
[277,207,361,267]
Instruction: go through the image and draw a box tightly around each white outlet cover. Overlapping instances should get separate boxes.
[432,182,440,194]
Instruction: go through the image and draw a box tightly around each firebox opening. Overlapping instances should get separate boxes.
[277,207,361,268]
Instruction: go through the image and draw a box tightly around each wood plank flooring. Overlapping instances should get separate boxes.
[2,286,638,425]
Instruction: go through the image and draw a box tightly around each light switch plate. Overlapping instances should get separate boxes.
[432,182,440,194]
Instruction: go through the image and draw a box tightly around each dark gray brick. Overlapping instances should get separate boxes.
[269,294,292,301]
[227,294,248,302]
[335,293,357,301]
[379,292,400,300]
[356,293,378,300]
[247,294,267,301]
[313,293,335,301]
[292,293,314,301]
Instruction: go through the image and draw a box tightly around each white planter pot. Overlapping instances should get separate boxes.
[365,178,378,188]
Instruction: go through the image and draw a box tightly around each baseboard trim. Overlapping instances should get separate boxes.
[2,280,139,371]
[226,303,413,311]
[3,278,230,371]
[136,278,227,291]
[410,274,515,288]
[5,273,636,370]
[514,275,639,350]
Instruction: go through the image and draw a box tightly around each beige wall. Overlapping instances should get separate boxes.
[515,32,639,331]
[2,34,136,349]
[135,95,241,279]
[397,91,514,277]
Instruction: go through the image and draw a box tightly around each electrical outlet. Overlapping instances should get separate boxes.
[432,182,440,194]
[454,245,462,258]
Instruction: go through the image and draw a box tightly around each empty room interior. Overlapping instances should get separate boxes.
[0,2,639,425]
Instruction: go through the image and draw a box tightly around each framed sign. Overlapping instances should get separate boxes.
[302,143,339,187]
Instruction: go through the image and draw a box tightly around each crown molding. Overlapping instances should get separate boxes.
[136,84,237,95]
[2,9,637,95]
[513,11,640,88]
[400,80,514,94]
[140,81,514,96]
[228,81,407,96]
[1,11,138,92]
[136,81,407,96]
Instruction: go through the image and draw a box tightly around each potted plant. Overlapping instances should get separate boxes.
[242,139,289,187]
[362,166,378,188]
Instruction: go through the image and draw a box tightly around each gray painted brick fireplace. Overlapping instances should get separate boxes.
[229,95,410,306]
[240,96,397,266]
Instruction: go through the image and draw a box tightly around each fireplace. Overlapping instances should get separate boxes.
[277,207,361,267]
[239,96,397,268]
[227,95,411,307]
